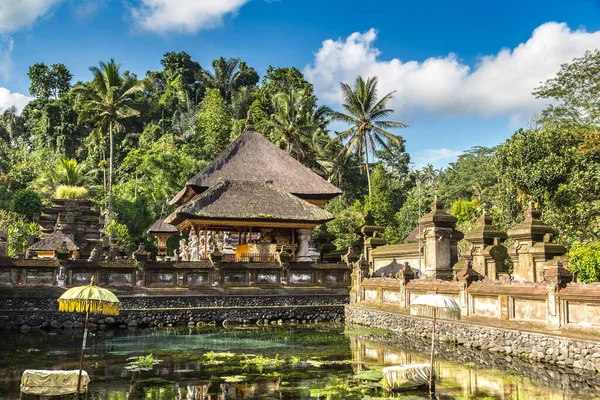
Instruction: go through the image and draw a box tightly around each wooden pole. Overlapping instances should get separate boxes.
[76,309,90,398]
[429,307,436,396]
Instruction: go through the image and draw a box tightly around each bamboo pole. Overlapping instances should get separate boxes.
[429,307,436,396]
[76,309,90,398]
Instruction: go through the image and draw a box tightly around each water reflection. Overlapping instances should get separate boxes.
[0,326,597,399]
[350,330,599,400]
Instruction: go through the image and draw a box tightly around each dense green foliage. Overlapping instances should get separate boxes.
[0,49,599,268]
[568,242,600,283]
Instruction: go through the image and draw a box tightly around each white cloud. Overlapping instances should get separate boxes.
[130,0,251,34]
[304,23,600,118]
[413,148,463,169]
[0,0,61,33]
[0,87,32,114]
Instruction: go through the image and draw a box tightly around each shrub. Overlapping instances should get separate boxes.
[10,189,41,221]
[450,199,480,223]
[7,219,40,257]
[54,185,89,199]
[568,242,600,283]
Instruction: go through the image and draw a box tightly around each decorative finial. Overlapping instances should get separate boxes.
[55,214,63,231]
[90,276,95,285]
[245,110,255,131]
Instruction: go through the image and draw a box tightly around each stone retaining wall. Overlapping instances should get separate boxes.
[346,305,600,373]
[0,294,348,331]
[0,294,349,311]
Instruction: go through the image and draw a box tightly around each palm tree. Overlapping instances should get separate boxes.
[74,59,145,214]
[327,76,407,196]
[199,57,240,103]
[265,89,319,163]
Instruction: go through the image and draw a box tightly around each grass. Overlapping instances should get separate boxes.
[54,185,89,199]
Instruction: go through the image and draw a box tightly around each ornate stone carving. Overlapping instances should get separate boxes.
[189,228,199,261]
[179,239,190,261]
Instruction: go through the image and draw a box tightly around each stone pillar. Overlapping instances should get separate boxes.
[507,203,566,283]
[463,212,508,280]
[543,260,572,328]
[360,211,386,266]
[397,262,416,308]
[133,243,149,288]
[296,229,320,262]
[456,260,481,317]
[350,263,361,303]
[418,196,463,280]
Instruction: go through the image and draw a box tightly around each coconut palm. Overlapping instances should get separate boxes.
[327,76,407,196]
[265,89,319,163]
[74,59,145,214]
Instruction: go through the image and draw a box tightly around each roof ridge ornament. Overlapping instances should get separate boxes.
[245,110,255,131]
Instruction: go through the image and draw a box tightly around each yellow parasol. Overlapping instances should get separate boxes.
[58,277,120,397]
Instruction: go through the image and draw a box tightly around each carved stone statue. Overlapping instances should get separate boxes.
[179,239,190,262]
[57,265,66,288]
[173,248,179,261]
[88,247,100,262]
[224,231,232,247]
[189,228,199,261]
[207,231,216,253]
[222,231,235,255]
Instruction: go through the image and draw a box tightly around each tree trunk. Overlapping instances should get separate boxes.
[364,133,372,197]
[108,121,113,216]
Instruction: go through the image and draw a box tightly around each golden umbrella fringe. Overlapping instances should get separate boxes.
[57,277,120,398]
[58,299,119,315]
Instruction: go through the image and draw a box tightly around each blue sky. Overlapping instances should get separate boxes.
[1,0,600,168]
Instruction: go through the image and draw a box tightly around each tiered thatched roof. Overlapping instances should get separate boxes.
[170,128,341,207]
[166,180,334,227]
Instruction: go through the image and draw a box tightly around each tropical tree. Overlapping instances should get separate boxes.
[264,89,317,162]
[198,57,258,103]
[327,76,407,196]
[74,59,145,214]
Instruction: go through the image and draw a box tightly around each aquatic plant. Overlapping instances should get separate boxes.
[353,370,383,381]
[222,375,247,383]
[241,353,283,373]
[124,354,162,371]
[136,354,155,369]
[203,351,235,365]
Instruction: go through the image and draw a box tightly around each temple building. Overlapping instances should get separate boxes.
[165,116,341,262]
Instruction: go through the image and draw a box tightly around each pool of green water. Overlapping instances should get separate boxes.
[0,324,596,399]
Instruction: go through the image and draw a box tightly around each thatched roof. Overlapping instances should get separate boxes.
[403,227,420,243]
[29,230,79,252]
[147,219,179,235]
[165,180,335,226]
[170,129,341,206]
